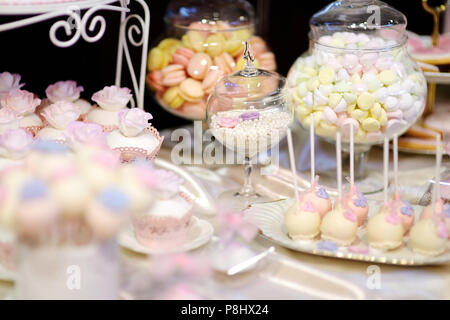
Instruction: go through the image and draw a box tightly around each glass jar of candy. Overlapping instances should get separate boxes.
[287,0,427,191]
[146,0,277,120]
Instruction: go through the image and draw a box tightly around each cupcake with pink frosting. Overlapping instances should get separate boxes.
[132,169,193,250]
[0,128,33,170]
[106,108,163,162]
[0,72,24,99]
[41,80,92,120]
[0,88,42,136]
[37,101,81,142]
[86,85,133,132]
[64,121,107,151]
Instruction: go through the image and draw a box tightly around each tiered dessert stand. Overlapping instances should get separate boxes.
[0,0,150,109]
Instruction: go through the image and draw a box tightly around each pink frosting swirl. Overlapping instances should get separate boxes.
[0,72,24,95]
[91,86,132,111]
[1,89,41,116]
[117,108,153,137]
[154,169,184,199]
[0,128,33,159]
[65,121,106,148]
[41,101,81,129]
[46,80,84,103]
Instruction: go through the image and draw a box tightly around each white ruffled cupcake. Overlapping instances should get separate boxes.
[86,86,133,132]
[106,108,163,162]
[37,101,81,142]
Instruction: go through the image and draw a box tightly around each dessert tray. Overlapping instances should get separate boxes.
[118,217,214,255]
[246,199,450,266]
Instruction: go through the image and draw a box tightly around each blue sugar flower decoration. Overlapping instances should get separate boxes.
[316,187,329,199]
[444,203,450,218]
[98,188,130,213]
[353,192,367,208]
[20,179,48,201]
[400,200,413,216]
[317,241,338,252]
[32,140,68,153]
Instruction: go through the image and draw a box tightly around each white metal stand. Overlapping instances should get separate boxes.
[0,0,150,109]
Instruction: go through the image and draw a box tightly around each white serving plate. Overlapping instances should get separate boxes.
[246,199,450,266]
[118,216,214,255]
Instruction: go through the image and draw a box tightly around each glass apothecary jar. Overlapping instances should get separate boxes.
[146,0,277,120]
[287,0,427,191]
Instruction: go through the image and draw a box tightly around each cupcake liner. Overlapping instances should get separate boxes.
[113,126,164,163]
[132,192,193,249]
[24,125,44,137]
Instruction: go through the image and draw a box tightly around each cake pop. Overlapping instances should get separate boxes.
[284,128,321,240]
[341,123,368,226]
[297,113,331,218]
[320,132,358,245]
[367,137,404,250]
[410,135,448,255]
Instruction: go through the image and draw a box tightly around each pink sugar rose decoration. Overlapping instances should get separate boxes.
[437,221,448,239]
[117,108,153,137]
[218,210,258,243]
[0,72,24,96]
[217,116,239,128]
[153,169,184,199]
[343,209,357,222]
[302,200,316,213]
[385,212,401,225]
[46,80,84,103]
[0,107,21,133]
[93,148,121,168]
[0,128,33,159]
[1,88,41,116]
[41,101,81,129]
[92,85,132,111]
[65,121,106,148]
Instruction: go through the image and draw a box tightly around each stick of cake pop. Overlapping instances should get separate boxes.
[383,137,389,204]
[431,134,442,217]
[286,128,299,203]
[336,131,342,199]
[349,123,354,187]
[310,113,315,185]
[393,134,399,196]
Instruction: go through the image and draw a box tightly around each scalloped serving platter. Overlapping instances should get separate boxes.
[246,199,450,266]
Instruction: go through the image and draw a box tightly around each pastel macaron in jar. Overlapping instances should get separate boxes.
[146,0,278,120]
[287,0,427,146]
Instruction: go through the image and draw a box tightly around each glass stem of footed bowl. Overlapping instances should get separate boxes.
[239,157,256,197]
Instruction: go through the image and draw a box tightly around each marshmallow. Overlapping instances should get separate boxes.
[319,84,334,96]
[307,77,320,91]
[318,121,338,136]
[336,68,351,81]
[398,93,413,110]
[370,103,382,119]
[387,83,403,96]
[384,96,398,111]
[334,98,347,113]
[351,109,368,121]
[314,89,328,106]
[297,82,308,97]
[343,93,357,104]
[362,117,381,132]
[328,93,343,108]
[342,54,359,70]
[351,74,362,84]
[387,110,403,119]
[340,118,359,135]
[360,53,378,68]
[296,105,311,119]
[303,91,313,107]
[323,107,338,124]
[378,70,397,85]
[357,92,375,110]
[352,83,368,94]
[386,119,404,136]
[318,67,336,85]
[334,81,352,92]
[366,131,384,142]
[375,56,394,70]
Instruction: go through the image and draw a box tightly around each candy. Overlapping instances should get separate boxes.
[378,70,397,85]
[340,118,359,135]
[328,93,342,108]
[313,89,328,105]
[360,53,378,67]
[334,98,347,113]
[343,93,357,104]
[357,92,375,110]
[162,87,184,109]
[205,34,225,57]
[336,68,350,81]
[373,87,388,103]
[303,92,313,107]
[307,77,320,91]
[362,117,380,132]
[318,67,335,85]
[317,121,337,136]
[342,54,359,70]
[187,53,212,80]
[319,84,333,96]
[323,107,338,124]
[297,82,308,97]
[370,102,382,119]
[397,93,413,110]
[148,48,170,71]
[384,96,398,111]
[351,109,368,121]
[183,31,205,52]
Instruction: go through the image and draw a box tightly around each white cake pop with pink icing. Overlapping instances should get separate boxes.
[297,177,331,218]
[37,101,81,141]
[86,85,133,132]
[420,200,450,239]
[285,200,321,240]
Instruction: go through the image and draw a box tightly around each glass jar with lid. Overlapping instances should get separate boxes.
[287,0,427,192]
[146,0,277,120]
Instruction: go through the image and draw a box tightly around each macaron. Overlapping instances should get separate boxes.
[202,69,224,94]
[205,34,226,57]
[162,86,185,109]
[146,70,165,92]
[148,47,170,71]
[214,52,235,74]
[187,53,212,80]
[179,78,204,102]
[172,47,195,68]
[182,101,207,119]
[161,64,187,87]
